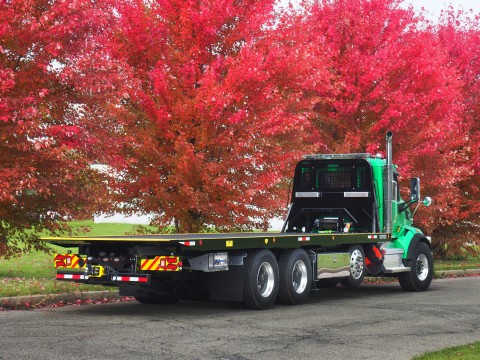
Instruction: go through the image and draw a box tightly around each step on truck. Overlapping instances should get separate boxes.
[44,131,433,310]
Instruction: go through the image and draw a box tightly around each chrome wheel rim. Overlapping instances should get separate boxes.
[416,254,429,281]
[257,262,275,298]
[292,260,308,294]
[350,249,364,280]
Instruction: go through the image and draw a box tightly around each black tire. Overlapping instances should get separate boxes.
[278,249,312,305]
[398,242,433,292]
[242,249,279,310]
[340,245,365,288]
[135,293,180,305]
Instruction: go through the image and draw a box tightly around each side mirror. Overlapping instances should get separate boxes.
[423,196,432,207]
[410,177,420,203]
[412,196,432,217]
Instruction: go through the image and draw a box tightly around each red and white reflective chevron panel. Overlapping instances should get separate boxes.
[111,275,149,283]
[179,241,196,246]
[368,235,378,239]
[56,273,87,280]
[298,236,310,242]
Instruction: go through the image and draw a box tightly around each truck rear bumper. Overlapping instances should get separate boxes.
[56,271,151,285]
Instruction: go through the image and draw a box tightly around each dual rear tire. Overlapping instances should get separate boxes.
[242,249,279,310]
[242,249,312,309]
[278,249,312,305]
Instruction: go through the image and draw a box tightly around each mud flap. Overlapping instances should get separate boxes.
[206,266,244,302]
[365,244,383,275]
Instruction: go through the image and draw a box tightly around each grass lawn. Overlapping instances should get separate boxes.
[49,220,157,237]
[435,259,480,271]
[0,278,115,298]
[413,342,480,360]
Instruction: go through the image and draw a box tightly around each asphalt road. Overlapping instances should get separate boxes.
[0,277,479,360]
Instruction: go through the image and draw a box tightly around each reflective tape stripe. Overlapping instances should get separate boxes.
[112,275,149,283]
[147,259,157,271]
[179,241,195,246]
[298,237,310,242]
[56,273,87,280]
[140,259,157,271]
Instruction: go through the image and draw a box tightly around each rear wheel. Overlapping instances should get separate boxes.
[243,249,279,310]
[398,242,433,291]
[278,249,312,305]
[340,245,365,288]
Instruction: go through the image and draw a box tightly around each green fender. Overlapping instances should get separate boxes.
[391,226,432,261]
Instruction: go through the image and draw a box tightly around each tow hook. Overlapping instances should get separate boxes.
[87,265,106,278]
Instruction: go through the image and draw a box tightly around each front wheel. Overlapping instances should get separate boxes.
[243,249,279,310]
[398,242,433,291]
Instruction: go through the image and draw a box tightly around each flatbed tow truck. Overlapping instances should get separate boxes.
[44,131,433,309]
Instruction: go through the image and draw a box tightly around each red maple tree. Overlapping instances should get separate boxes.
[104,0,327,232]
[430,9,480,256]
[0,0,114,256]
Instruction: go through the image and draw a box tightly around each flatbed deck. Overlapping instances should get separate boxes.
[43,231,390,251]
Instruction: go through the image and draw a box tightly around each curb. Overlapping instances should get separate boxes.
[0,290,124,310]
[434,268,480,277]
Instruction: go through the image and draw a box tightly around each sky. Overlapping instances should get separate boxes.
[407,0,480,19]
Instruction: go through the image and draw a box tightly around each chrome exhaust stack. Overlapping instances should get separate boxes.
[385,131,393,233]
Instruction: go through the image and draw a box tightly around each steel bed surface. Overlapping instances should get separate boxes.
[42,232,389,250]
[44,232,285,241]
[43,232,284,244]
